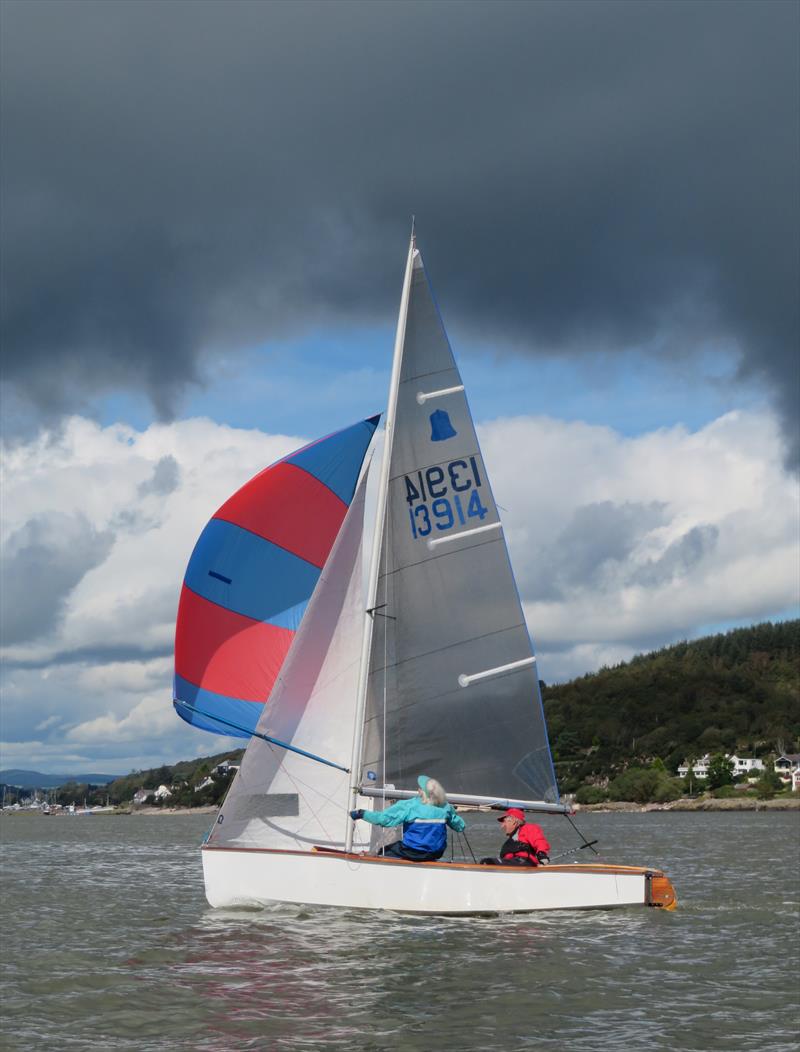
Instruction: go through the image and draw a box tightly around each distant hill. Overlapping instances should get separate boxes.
[3,750,246,807]
[105,749,244,804]
[542,619,799,792]
[0,769,122,789]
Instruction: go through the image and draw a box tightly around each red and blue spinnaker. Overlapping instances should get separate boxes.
[173,416,379,738]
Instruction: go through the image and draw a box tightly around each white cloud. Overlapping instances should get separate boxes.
[481,410,799,681]
[76,658,173,695]
[1,409,797,771]
[1,416,300,664]
[34,715,62,733]
[67,692,184,744]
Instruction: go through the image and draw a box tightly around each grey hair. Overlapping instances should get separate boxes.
[421,777,447,807]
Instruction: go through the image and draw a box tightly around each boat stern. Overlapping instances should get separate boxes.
[646,870,678,910]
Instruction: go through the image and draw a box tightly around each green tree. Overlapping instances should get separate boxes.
[574,785,608,805]
[754,769,784,800]
[706,753,734,790]
[608,768,660,803]
[607,766,683,803]
[652,777,682,803]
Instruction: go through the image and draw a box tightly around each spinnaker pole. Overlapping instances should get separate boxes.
[175,701,350,772]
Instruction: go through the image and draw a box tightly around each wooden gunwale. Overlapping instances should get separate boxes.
[201,844,664,878]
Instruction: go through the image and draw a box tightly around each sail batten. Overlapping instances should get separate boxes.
[416,384,465,403]
[459,656,536,688]
[427,521,502,549]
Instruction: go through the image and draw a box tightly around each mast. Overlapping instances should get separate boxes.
[346,230,416,849]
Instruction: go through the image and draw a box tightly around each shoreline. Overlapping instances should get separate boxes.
[0,805,220,817]
[574,797,800,813]
[4,798,798,818]
[115,805,219,816]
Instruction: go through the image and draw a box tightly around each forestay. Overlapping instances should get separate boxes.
[360,248,559,804]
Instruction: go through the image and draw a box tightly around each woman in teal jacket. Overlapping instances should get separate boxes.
[350,774,466,861]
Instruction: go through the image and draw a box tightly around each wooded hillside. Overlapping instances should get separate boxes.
[44,749,245,808]
[542,619,799,793]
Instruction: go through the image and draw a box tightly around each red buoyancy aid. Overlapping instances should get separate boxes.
[500,822,551,863]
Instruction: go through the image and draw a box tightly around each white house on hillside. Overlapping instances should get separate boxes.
[774,754,800,785]
[677,756,711,779]
[677,754,765,780]
[134,785,172,803]
[214,759,240,777]
[728,755,765,776]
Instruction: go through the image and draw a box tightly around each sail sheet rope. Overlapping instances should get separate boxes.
[563,812,600,855]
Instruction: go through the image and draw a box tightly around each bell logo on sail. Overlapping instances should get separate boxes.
[429,409,457,442]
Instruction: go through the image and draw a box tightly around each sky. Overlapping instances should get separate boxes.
[1,0,798,776]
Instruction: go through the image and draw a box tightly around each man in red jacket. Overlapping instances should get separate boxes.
[481,808,551,866]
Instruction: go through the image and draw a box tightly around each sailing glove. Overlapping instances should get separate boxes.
[349,809,364,821]
[537,852,550,864]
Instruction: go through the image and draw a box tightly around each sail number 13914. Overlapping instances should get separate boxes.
[404,457,489,539]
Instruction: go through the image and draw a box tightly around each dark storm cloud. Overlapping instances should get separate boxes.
[0,512,114,644]
[2,1,798,461]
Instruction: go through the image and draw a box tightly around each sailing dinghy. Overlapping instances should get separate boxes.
[175,234,677,914]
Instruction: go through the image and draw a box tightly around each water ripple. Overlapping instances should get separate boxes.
[1,810,798,1051]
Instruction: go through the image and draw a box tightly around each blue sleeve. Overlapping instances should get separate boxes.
[446,805,466,832]
[361,799,413,827]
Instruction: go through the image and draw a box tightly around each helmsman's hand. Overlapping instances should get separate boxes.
[349,809,364,821]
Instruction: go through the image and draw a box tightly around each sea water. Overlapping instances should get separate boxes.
[1,810,797,1051]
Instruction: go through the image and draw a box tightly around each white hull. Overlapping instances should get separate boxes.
[202,847,676,914]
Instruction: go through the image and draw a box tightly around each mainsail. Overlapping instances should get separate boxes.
[360,246,559,804]
[173,416,379,738]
